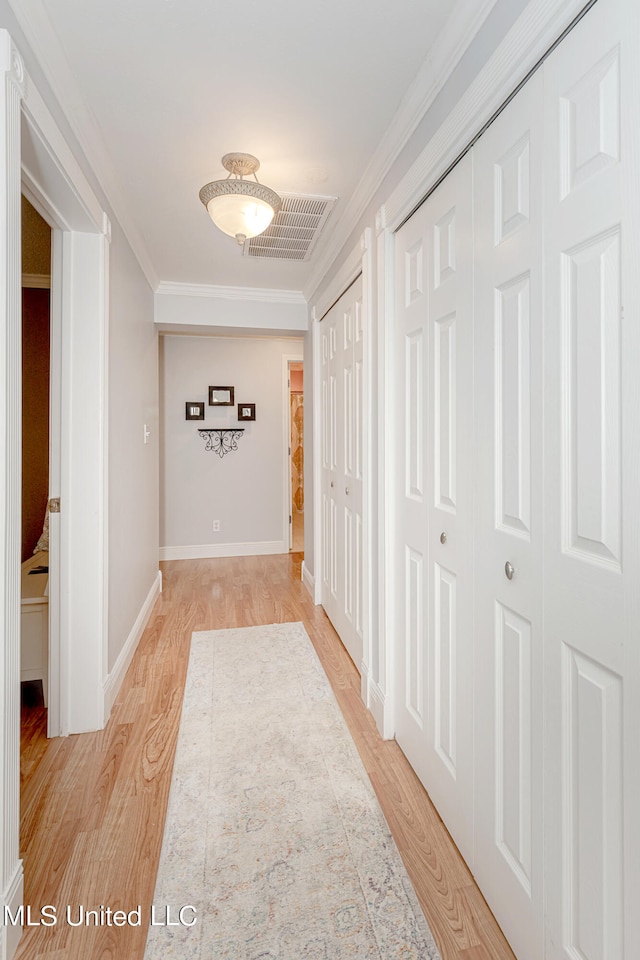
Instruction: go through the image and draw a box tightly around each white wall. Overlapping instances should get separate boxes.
[108,220,159,673]
[155,286,307,334]
[160,335,303,559]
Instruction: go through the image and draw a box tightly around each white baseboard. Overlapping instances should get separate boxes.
[103,570,162,717]
[159,540,287,561]
[367,677,394,740]
[360,659,370,705]
[1,859,24,960]
[301,560,317,602]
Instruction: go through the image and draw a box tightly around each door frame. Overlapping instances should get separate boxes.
[1,33,110,958]
[19,50,110,737]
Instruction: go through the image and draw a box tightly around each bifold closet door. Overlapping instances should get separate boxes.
[320,277,364,670]
[473,69,545,960]
[394,153,474,865]
[542,1,640,957]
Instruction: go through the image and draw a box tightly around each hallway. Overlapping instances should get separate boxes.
[18,555,514,960]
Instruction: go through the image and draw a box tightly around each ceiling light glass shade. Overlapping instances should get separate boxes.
[200,182,281,243]
[199,155,281,245]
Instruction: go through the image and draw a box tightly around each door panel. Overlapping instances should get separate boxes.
[543,1,640,957]
[394,152,474,865]
[496,274,531,537]
[495,601,533,894]
[395,208,430,787]
[473,70,544,960]
[320,278,364,669]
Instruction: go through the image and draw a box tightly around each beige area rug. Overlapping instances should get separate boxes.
[144,622,441,960]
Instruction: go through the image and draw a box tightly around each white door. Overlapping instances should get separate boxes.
[542,1,640,957]
[473,70,545,960]
[320,277,364,670]
[394,153,475,865]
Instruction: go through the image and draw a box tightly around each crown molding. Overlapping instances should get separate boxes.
[22,272,51,289]
[303,0,498,302]
[156,281,306,305]
[8,0,158,289]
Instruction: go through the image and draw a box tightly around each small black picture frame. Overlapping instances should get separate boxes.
[237,403,256,422]
[209,385,235,406]
[185,401,205,421]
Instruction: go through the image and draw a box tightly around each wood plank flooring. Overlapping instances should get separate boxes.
[17,554,515,960]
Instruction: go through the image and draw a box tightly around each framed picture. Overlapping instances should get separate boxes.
[209,385,234,406]
[237,403,256,422]
[185,401,205,420]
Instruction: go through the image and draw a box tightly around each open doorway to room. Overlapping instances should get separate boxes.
[20,196,52,718]
[289,361,304,553]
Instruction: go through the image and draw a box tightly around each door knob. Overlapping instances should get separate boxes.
[440,532,447,544]
[505,561,515,581]
[330,481,335,488]
[345,487,350,495]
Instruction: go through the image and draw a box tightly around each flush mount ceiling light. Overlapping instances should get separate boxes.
[199,153,282,246]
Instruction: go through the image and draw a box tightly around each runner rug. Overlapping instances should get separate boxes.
[144,621,441,960]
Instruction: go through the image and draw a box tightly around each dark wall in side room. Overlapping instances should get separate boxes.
[22,288,50,561]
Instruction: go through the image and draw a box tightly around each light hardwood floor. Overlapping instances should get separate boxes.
[17,554,515,960]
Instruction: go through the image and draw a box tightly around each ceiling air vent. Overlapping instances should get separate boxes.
[244,194,336,261]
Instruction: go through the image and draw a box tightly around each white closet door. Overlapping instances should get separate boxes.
[394,153,475,864]
[320,278,364,670]
[321,308,340,635]
[542,1,640,957]
[473,71,544,960]
[394,202,429,781]
[341,282,365,667]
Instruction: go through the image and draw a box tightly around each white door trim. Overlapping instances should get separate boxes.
[370,211,396,739]
[359,228,374,707]
[0,33,26,960]
[308,312,323,603]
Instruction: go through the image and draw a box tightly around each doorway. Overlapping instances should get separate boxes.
[289,361,304,553]
[20,196,52,717]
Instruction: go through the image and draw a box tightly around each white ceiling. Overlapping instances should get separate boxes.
[12,0,496,295]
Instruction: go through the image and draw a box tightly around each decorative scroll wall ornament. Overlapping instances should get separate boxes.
[198,428,245,458]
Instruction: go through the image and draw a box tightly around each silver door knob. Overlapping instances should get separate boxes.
[440,532,447,544]
[330,481,335,488]
[345,487,350,495]
[505,561,515,581]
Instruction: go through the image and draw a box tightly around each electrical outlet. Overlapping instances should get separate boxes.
[212,520,220,532]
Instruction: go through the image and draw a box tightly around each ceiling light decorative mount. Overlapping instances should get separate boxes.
[199,153,282,246]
